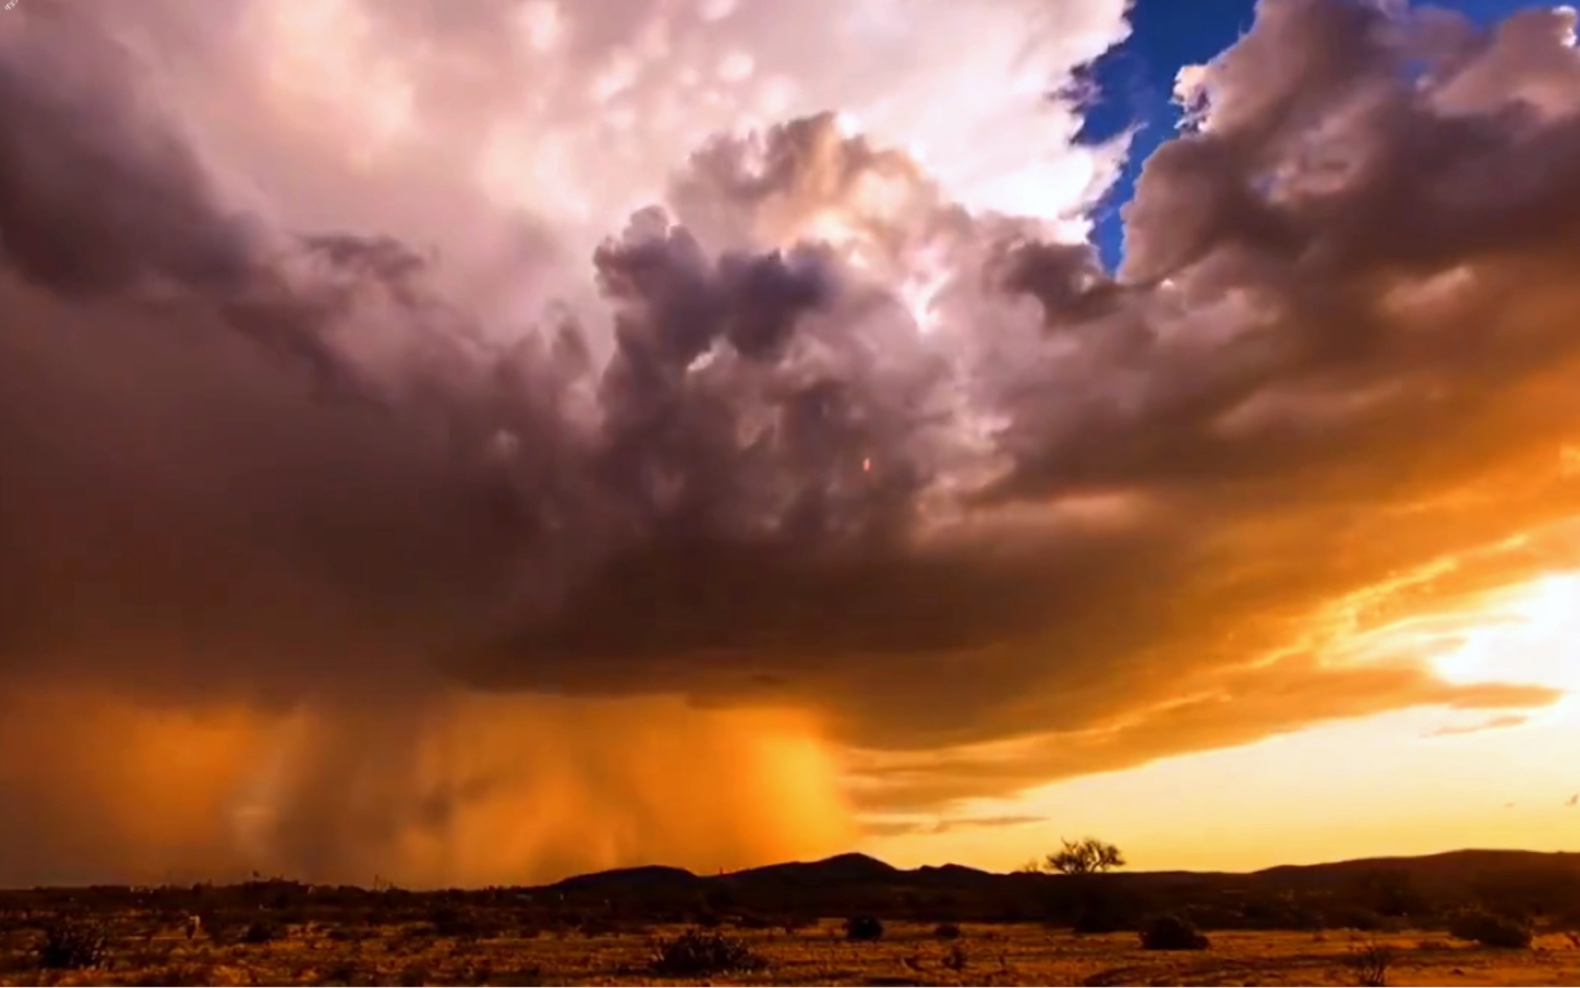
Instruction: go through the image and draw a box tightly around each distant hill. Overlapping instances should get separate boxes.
[4,849,1576,933]
[527,848,1580,929]
[551,864,703,894]
[548,848,1580,894]
[1254,849,1580,884]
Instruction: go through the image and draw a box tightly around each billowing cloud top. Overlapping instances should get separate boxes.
[1,0,1578,884]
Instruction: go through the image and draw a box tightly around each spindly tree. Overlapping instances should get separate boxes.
[1044,837,1126,876]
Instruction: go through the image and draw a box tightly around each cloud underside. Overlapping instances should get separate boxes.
[2,0,1579,882]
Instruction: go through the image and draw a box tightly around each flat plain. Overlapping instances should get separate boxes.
[3,919,1578,987]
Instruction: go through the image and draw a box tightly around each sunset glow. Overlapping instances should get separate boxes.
[1431,573,1580,693]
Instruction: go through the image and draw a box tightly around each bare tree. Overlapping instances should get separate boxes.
[1043,837,1126,876]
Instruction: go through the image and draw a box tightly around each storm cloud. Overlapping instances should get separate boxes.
[1,0,1578,884]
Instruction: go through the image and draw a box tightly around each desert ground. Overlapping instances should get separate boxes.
[2,917,1577,987]
[3,850,1574,986]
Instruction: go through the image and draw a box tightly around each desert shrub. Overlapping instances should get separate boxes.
[240,919,281,944]
[933,921,962,940]
[1349,943,1392,987]
[36,920,109,970]
[1447,910,1532,949]
[426,904,466,937]
[649,929,766,976]
[196,909,238,944]
[1139,913,1210,951]
[844,915,885,941]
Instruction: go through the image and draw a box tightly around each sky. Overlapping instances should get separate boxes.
[0,0,1578,888]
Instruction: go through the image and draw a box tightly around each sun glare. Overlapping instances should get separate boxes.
[1430,573,1580,695]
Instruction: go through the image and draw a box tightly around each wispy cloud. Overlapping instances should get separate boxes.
[1426,714,1530,739]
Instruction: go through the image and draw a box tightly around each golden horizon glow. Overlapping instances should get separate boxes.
[864,569,1580,874]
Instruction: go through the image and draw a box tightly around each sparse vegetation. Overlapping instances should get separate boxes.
[1448,910,1533,949]
[845,915,885,941]
[240,919,282,945]
[35,920,108,970]
[0,852,1575,984]
[1140,913,1210,951]
[648,928,766,976]
[0,909,1571,985]
[1349,942,1392,987]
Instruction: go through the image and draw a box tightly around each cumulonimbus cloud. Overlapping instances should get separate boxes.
[1,0,1577,884]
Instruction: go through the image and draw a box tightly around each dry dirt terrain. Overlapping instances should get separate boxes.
[2,919,1577,987]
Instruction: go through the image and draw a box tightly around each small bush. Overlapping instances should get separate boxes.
[1448,911,1532,949]
[845,915,885,941]
[649,929,766,977]
[240,919,281,944]
[37,920,109,970]
[196,910,236,945]
[933,921,962,940]
[1139,913,1209,951]
[427,904,484,938]
[1349,943,1391,987]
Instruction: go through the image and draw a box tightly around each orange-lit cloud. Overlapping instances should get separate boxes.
[2,0,1580,885]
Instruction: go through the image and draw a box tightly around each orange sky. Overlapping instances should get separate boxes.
[858,571,1580,873]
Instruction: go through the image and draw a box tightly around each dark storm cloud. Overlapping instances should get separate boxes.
[2,0,1579,840]
[0,29,249,295]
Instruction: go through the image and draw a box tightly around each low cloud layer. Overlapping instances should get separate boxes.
[2,0,1578,884]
